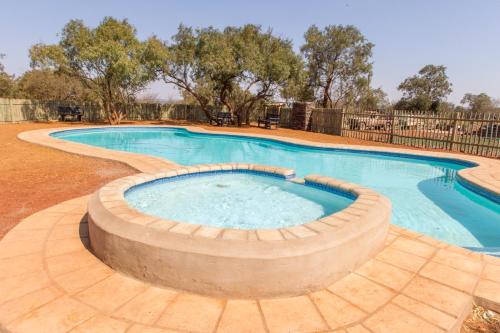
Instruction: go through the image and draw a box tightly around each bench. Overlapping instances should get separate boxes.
[210,112,232,126]
[58,106,83,122]
[258,109,280,129]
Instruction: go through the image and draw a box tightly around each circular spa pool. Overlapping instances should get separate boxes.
[88,164,391,298]
[125,172,353,230]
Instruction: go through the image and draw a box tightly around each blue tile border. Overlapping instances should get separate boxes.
[456,175,500,204]
[50,126,478,168]
[124,169,295,197]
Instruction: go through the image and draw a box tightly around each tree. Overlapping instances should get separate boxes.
[16,69,95,102]
[357,87,390,110]
[0,54,17,98]
[279,67,315,105]
[29,17,158,124]
[397,65,452,112]
[152,24,302,125]
[301,25,373,108]
[460,93,497,112]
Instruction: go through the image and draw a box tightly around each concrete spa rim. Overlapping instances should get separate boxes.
[87,163,391,298]
[19,125,500,204]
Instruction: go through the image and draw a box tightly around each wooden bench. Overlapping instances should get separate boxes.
[258,109,281,129]
[210,112,232,126]
[58,106,83,122]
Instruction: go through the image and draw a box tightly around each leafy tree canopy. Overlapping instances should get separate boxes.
[0,53,17,98]
[460,93,498,112]
[150,24,303,125]
[16,69,96,103]
[29,17,158,124]
[397,65,452,112]
[301,25,373,108]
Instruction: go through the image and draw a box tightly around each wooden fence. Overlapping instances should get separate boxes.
[1,98,498,158]
[340,109,500,158]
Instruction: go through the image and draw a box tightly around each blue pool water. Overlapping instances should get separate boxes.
[125,172,353,229]
[52,127,500,254]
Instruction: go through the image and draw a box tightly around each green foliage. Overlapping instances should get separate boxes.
[29,17,157,124]
[397,65,452,112]
[301,25,374,108]
[0,53,17,98]
[461,93,498,112]
[153,24,302,125]
[16,69,96,102]
[357,87,390,110]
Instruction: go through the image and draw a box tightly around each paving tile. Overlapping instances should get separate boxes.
[390,238,436,258]
[402,276,471,317]
[69,314,129,333]
[483,254,500,266]
[482,263,500,283]
[113,286,178,325]
[45,237,90,257]
[222,229,248,240]
[364,303,443,333]
[1,229,50,243]
[256,229,284,241]
[127,324,182,333]
[474,279,500,313]
[15,212,65,230]
[6,296,96,333]
[0,253,44,279]
[259,296,328,333]
[0,239,45,259]
[0,270,52,304]
[0,286,62,324]
[432,249,483,275]
[168,223,199,235]
[346,325,371,333]
[310,290,366,328]
[217,300,267,333]
[375,247,427,272]
[54,263,114,294]
[392,295,455,331]
[57,213,88,225]
[48,222,89,240]
[76,273,148,313]
[419,261,478,293]
[156,293,224,332]
[356,259,414,291]
[328,274,395,313]
[46,250,101,277]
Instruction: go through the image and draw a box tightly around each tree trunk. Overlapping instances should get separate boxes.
[322,79,333,108]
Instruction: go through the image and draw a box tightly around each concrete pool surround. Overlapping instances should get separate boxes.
[88,164,391,298]
[2,124,498,332]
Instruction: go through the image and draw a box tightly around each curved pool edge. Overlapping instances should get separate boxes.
[18,124,500,201]
[88,163,391,298]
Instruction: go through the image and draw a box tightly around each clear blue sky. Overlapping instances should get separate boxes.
[1,0,499,103]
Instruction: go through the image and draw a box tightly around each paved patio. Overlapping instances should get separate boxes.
[1,124,498,332]
[1,195,499,333]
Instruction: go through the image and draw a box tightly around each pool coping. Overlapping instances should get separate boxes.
[2,195,500,333]
[88,164,390,297]
[18,124,500,203]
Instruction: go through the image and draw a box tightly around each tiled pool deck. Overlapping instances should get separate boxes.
[1,125,498,332]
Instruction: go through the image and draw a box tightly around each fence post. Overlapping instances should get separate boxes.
[389,110,395,144]
[449,112,458,151]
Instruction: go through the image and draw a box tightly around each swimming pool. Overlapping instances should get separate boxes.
[125,171,353,230]
[52,127,500,254]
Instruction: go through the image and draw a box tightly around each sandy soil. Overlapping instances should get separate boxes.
[0,122,136,238]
